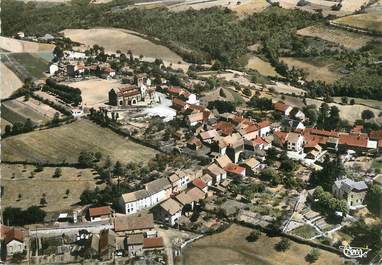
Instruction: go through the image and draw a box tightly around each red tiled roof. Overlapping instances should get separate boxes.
[370,130,382,140]
[304,128,338,138]
[187,136,202,146]
[0,225,11,240]
[252,137,267,146]
[351,125,364,133]
[273,101,290,112]
[339,134,368,148]
[143,237,164,249]
[167,86,182,95]
[89,206,112,217]
[273,131,288,145]
[4,228,24,244]
[241,124,260,134]
[192,178,207,190]
[224,163,245,176]
[117,86,139,97]
[172,98,187,109]
[214,121,234,136]
[256,120,271,128]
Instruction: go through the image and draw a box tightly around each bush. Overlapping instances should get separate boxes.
[3,206,46,226]
[305,248,320,263]
[275,238,290,251]
[246,229,261,242]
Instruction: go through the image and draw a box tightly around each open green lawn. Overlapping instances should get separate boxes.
[1,119,159,164]
[291,224,318,239]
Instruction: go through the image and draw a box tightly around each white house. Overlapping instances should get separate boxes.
[88,206,112,222]
[168,172,189,193]
[257,121,271,137]
[332,178,368,209]
[286,132,304,153]
[49,64,59,75]
[154,198,182,226]
[72,108,84,118]
[120,178,171,215]
[1,226,25,256]
[204,163,226,185]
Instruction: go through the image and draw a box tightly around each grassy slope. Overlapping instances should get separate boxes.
[1,119,158,163]
[1,164,103,212]
[180,224,343,265]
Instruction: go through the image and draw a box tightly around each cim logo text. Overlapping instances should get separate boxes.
[340,245,371,259]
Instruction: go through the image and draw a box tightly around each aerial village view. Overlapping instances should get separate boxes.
[0,0,381,264]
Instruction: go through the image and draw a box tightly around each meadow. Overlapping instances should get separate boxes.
[1,119,159,164]
[177,224,343,265]
[1,164,103,212]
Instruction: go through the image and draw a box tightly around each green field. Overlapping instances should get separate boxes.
[2,52,49,80]
[1,119,159,164]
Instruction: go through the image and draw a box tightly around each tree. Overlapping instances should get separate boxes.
[248,96,272,110]
[40,196,47,206]
[207,100,235,113]
[78,151,96,168]
[17,194,22,201]
[113,161,124,176]
[246,229,261,242]
[35,164,44,172]
[305,248,320,263]
[53,168,62,178]
[25,206,46,224]
[4,125,12,136]
[280,159,295,172]
[23,118,34,132]
[51,112,60,126]
[275,238,290,251]
[350,99,355,105]
[365,184,382,216]
[219,88,226,98]
[361,109,374,120]
[243,87,252,97]
[65,189,70,198]
[309,155,344,191]
[95,152,102,161]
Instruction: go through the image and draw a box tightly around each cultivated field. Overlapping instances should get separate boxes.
[1,119,158,164]
[246,56,280,77]
[0,37,54,53]
[178,224,343,265]
[0,62,23,99]
[1,164,103,212]
[340,0,369,13]
[280,57,341,84]
[1,96,61,125]
[297,25,376,50]
[62,78,121,108]
[231,0,270,16]
[332,12,382,33]
[61,28,183,63]
[2,53,49,80]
